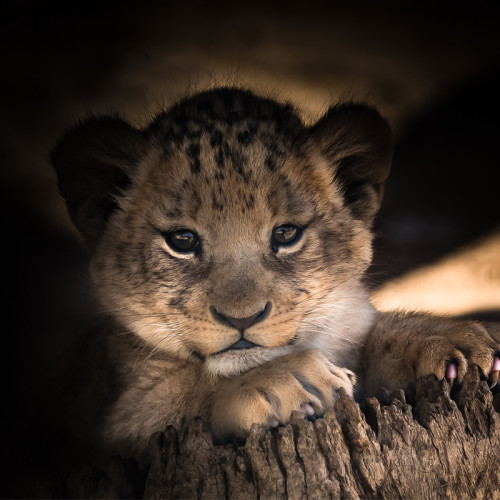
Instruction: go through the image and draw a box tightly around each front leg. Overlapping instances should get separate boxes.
[361,312,500,400]
[210,350,355,441]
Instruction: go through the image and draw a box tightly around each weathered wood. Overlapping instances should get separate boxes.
[66,366,500,499]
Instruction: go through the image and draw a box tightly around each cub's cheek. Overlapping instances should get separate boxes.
[245,314,304,348]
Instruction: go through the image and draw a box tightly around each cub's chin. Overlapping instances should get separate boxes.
[204,345,294,378]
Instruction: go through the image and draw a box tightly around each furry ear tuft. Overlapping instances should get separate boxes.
[310,103,393,225]
[51,116,148,249]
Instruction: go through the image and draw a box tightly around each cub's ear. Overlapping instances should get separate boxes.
[51,116,148,249]
[309,103,393,225]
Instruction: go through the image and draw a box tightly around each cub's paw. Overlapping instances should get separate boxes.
[210,350,354,441]
[414,322,500,389]
[365,314,500,399]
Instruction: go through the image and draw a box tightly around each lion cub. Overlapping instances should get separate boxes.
[52,88,500,460]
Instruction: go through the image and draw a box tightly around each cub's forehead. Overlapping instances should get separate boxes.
[148,88,306,176]
[135,89,330,225]
[150,88,304,142]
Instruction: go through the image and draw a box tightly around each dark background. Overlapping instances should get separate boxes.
[1,0,500,496]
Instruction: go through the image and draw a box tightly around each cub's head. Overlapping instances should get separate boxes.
[52,88,392,377]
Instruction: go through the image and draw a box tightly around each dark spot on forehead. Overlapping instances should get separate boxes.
[265,155,276,171]
[186,142,201,174]
[278,173,292,191]
[237,130,252,145]
[215,148,224,169]
[196,99,213,115]
[222,92,233,110]
[210,129,223,147]
[227,111,240,124]
[243,192,255,211]
[186,129,201,141]
[235,163,250,183]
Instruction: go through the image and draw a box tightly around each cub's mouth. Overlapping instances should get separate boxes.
[215,339,259,355]
[203,338,297,378]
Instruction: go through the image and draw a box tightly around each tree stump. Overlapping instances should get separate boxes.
[66,366,500,499]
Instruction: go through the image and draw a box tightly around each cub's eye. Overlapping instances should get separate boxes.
[165,229,200,254]
[271,224,302,251]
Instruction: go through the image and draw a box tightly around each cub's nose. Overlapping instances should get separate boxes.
[210,302,272,332]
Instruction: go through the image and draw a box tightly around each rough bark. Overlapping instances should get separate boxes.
[66,366,500,499]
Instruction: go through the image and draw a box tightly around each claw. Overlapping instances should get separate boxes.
[490,357,500,388]
[492,356,500,371]
[270,418,280,428]
[446,362,457,389]
[301,402,315,417]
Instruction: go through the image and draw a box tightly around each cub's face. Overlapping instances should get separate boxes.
[52,89,392,376]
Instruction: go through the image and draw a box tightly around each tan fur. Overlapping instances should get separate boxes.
[362,313,500,399]
[51,88,499,462]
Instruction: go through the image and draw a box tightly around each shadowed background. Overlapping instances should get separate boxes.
[1,0,499,496]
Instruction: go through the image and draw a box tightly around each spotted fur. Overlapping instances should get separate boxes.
[52,88,500,459]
